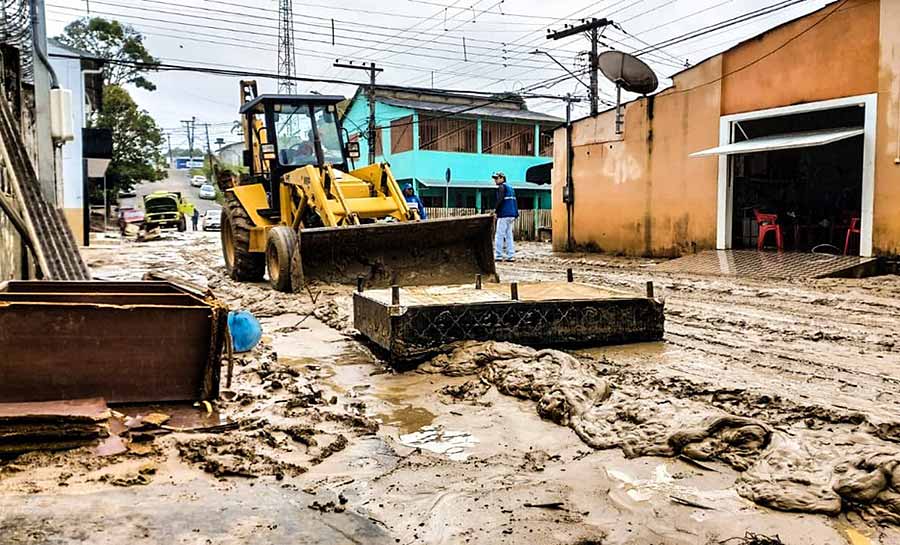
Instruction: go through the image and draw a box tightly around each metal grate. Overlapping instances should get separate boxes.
[654,250,877,279]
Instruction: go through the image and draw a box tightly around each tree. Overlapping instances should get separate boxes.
[56,17,159,90]
[91,85,165,206]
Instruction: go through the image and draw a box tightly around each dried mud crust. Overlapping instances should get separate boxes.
[423,340,900,524]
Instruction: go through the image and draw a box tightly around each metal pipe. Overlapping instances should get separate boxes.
[567,268,573,282]
[646,281,654,298]
[510,282,518,301]
[475,274,482,290]
[29,0,59,89]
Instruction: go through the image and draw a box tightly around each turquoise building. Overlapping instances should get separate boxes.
[342,85,561,211]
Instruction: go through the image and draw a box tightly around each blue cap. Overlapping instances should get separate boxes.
[402,183,414,191]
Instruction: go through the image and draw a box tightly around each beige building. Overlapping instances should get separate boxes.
[552,0,900,258]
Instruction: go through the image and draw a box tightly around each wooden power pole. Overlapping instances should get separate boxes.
[547,18,613,117]
[333,61,383,165]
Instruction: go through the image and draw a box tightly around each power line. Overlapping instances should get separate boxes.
[47,2,554,71]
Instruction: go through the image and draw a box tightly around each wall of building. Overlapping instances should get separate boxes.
[874,0,900,255]
[552,0,900,256]
[49,47,85,245]
[552,58,723,255]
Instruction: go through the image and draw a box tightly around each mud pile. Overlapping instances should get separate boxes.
[423,342,770,471]
[423,341,900,524]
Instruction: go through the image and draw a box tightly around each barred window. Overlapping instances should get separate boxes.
[390,116,413,154]
[482,121,534,156]
[418,115,477,153]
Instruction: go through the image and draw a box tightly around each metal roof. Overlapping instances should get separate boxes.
[690,127,864,158]
[379,97,564,124]
[239,94,345,114]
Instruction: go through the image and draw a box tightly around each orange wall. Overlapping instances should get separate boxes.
[553,0,900,257]
[721,0,879,116]
[552,59,723,256]
[874,0,900,255]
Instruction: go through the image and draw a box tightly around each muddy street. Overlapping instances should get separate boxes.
[2,233,899,545]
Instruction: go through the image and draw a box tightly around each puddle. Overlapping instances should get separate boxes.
[399,426,478,461]
[374,404,436,434]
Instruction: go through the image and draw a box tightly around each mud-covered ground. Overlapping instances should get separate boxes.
[2,232,899,545]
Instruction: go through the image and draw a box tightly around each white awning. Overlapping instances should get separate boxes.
[690,127,864,158]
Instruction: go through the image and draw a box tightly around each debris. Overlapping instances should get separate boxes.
[523,501,566,510]
[720,532,785,545]
[0,398,110,455]
[669,495,715,510]
[228,310,263,353]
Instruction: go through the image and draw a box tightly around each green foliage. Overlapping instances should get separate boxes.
[91,85,165,200]
[56,17,159,90]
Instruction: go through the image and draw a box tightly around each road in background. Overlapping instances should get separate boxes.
[121,168,221,215]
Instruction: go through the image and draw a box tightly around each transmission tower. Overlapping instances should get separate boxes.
[277,0,297,93]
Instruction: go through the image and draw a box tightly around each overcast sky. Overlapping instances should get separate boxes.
[46,0,831,149]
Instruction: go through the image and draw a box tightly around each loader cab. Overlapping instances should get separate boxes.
[239,94,352,180]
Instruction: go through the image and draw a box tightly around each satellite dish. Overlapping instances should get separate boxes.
[597,51,658,95]
[597,51,658,134]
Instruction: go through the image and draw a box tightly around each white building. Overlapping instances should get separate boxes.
[48,39,103,245]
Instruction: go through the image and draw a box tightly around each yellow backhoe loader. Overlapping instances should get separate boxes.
[219,81,497,292]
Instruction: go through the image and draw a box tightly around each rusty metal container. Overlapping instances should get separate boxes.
[0,281,228,404]
[353,281,665,365]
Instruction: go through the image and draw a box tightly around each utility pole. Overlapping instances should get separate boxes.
[203,123,212,181]
[181,117,196,168]
[166,132,173,167]
[547,18,613,117]
[333,61,383,165]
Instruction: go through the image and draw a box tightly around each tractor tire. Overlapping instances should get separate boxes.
[177,217,187,232]
[222,195,265,281]
[266,226,297,293]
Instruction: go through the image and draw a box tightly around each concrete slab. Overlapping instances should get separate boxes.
[354,281,665,365]
[654,250,880,279]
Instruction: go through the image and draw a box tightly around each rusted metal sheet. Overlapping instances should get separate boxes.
[0,397,110,454]
[353,281,665,365]
[0,281,228,403]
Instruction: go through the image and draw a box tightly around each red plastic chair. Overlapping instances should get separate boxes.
[844,217,861,255]
[754,209,783,252]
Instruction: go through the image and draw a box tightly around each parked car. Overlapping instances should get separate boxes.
[190,175,207,187]
[202,209,222,231]
[117,188,137,198]
[199,184,216,200]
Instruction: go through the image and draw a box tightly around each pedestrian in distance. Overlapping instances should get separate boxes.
[191,206,200,231]
[492,171,518,262]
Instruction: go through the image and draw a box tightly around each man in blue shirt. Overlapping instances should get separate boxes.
[492,171,518,261]
[402,183,428,220]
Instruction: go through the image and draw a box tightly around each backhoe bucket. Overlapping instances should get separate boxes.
[298,215,497,288]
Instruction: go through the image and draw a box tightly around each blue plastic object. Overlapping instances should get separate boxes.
[228,310,262,353]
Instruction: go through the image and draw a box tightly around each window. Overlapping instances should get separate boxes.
[273,104,314,166]
[422,195,443,207]
[312,105,344,165]
[482,121,534,156]
[374,127,383,157]
[419,115,477,153]
[390,116,413,154]
[539,127,554,157]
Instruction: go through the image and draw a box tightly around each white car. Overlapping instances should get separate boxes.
[199,184,217,200]
[190,175,207,187]
[202,209,222,231]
